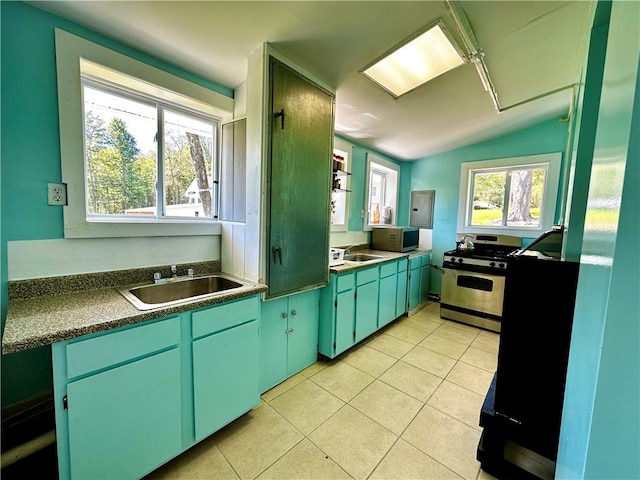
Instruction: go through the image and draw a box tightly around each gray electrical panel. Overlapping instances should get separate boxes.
[410,190,435,228]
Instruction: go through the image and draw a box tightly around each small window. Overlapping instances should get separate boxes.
[458,153,561,237]
[365,154,399,229]
[83,81,217,221]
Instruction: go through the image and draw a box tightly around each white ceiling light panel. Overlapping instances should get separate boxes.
[362,22,466,98]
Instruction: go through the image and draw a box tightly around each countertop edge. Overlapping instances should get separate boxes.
[329,249,431,273]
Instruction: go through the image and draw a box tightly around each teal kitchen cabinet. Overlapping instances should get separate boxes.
[354,267,380,342]
[52,295,262,479]
[408,255,422,311]
[321,262,412,358]
[260,289,320,393]
[408,252,431,311]
[378,261,398,328]
[192,297,260,441]
[319,271,356,358]
[396,258,409,317]
[420,253,431,304]
[53,316,183,480]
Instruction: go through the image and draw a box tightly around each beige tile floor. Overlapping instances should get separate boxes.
[147,302,500,480]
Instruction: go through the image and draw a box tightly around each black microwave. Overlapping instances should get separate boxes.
[371,227,420,252]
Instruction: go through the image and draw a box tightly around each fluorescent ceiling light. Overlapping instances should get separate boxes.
[362,22,466,98]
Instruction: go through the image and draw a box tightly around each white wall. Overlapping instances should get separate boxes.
[8,236,220,280]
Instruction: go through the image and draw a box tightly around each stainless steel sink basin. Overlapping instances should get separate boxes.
[343,253,386,262]
[118,274,247,310]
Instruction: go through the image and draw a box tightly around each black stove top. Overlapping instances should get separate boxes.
[444,246,518,261]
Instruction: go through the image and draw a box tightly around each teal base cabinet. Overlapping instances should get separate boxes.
[53,295,261,480]
[66,332,182,479]
[193,298,260,441]
[408,252,431,312]
[260,289,319,393]
[420,254,431,304]
[319,259,407,359]
[355,268,380,342]
[378,262,398,328]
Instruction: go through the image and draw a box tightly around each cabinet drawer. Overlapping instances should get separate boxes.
[409,256,422,270]
[66,316,181,379]
[379,262,397,278]
[421,254,431,267]
[192,296,259,339]
[398,259,408,273]
[336,273,355,292]
[357,267,379,286]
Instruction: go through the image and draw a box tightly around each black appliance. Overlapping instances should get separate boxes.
[478,227,580,479]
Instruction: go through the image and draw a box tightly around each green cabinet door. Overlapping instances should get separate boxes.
[408,265,421,311]
[66,348,182,480]
[378,273,397,328]
[193,320,259,441]
[260,290,320,392]
[287,289,320,376]
[420,255,431,304]
[335,289,355,355]
[260,297,289,392]
[355,281,379,343]
[396,266,408,317]
[267,58,334,298]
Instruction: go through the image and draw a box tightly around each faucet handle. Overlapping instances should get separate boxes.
[187,268,194,278]
[153,272,162,282]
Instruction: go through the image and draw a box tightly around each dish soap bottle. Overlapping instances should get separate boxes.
[373,204,380,224]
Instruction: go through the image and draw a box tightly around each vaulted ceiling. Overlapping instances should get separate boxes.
[32,1,595,160]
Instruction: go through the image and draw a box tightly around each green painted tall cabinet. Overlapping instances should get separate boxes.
[265,57,335,298]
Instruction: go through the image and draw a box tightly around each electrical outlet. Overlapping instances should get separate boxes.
[48,183,68,206]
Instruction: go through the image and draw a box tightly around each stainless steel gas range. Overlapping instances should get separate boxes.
[440,233,521,332]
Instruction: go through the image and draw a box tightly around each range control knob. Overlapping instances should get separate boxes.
[458,258,463,263]
[498,263,505,268]
[490,262,496,267]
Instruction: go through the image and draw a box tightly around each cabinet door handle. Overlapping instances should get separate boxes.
[291,310,297,316]
[285,328,294,334]
[272,246,282,265]
[274,109,285,129]
[281,312,288,318]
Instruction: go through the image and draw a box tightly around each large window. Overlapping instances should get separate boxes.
[55,29,233,238]
[365,154,399,229]
[83,82,217,220]
[458,153,562,237]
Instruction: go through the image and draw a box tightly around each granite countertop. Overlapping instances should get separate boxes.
[329,249,431,273]
[2,266,267,355]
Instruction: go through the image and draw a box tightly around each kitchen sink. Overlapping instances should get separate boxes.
[118,274,247,310]
[343,253,386,262]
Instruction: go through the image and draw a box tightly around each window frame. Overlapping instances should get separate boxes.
[55,29,233,238]
[364,153,399,230]
[458,153,562,238]
[330,137,352,232]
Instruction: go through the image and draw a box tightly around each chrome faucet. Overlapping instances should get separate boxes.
[153,265,195,284]
[342,244,360,254]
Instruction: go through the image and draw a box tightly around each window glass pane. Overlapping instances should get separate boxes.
[83,86,157,216]
[163,110,215,218]
[369,170,385,224]
[506,167,545,227]
[470,170,505,226]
